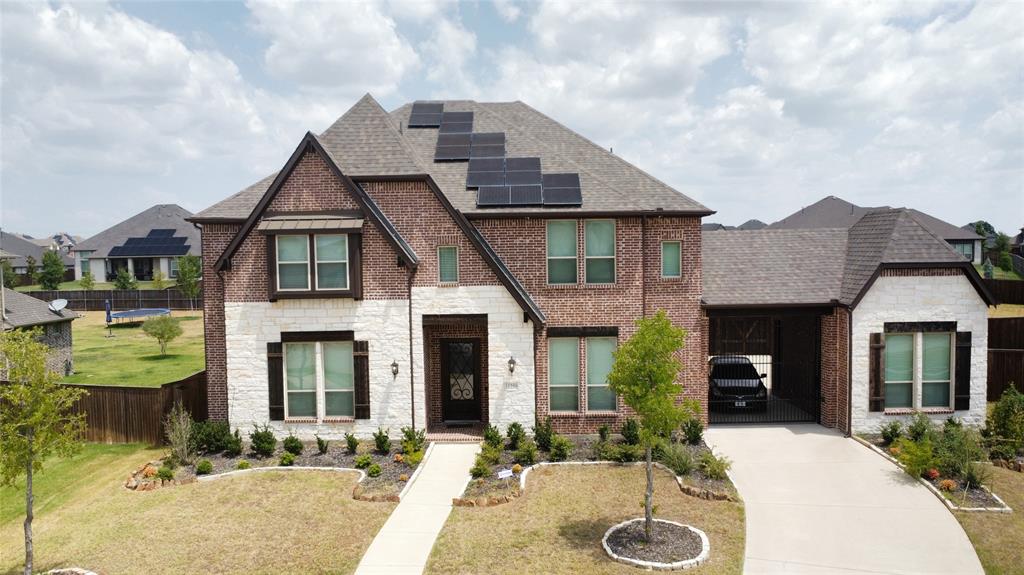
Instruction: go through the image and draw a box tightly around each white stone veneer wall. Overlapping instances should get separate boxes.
[850,275,988,434]
[223,285,535,439]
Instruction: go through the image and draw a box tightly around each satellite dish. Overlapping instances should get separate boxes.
[48,299,68,313]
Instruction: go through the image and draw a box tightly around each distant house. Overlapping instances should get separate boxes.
[701,223,736,231]
[1012,227,1024,257]
[20,232,81,253]
[72,204,200,282]
[0,231,75,277]
[767,196,983,263]
[1,287,78,377]
[737,219,767,230]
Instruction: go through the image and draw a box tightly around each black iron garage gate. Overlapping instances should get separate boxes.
[707,308,826,424]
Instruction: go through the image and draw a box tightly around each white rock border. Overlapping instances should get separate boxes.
[46,569,98,575]
[602,518,710,571]
[852,436,1012,513]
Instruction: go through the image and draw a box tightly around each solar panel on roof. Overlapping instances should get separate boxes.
[506,157,541,172]
[542,173,581,188]
[439,122,473,134]
[471,132,505,146]
[468,157,504,172]
[434,145,471,161]
[437,133,471,146]
[408,113,442,128]
[466,171,506,188]
[411,102,443,114]
[477,186,511,206]
[442,111,473,122]
[469,143,505,158]
[506,170,542,186]
[510,185,544,205]
[543,187,582,206]
[149,229,175,237]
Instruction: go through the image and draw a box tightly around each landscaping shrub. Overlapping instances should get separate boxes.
[660,443,695,476]
[113,267,138,290]
[988,441,1017,462]
[164,401,195,466]
[479,443,503,466]
[592,440,618,461]
[279,452,296,466]
[549,434,573,462]
[944,417,963,431]
[938,479,958,492]
[373,427,391,454]
[191,421,233,454]
[620,418,640,445]
[514,438,538,465]
[345,432,359,455]
[907,412,934,442]
[924,468,940,480]
[533,417,554,451]
[964,461,991,488]
[367,463,382,478]
[142,316,183,356]
[236,460,251,470]
[597,424,610,443]
[893,437,935,479]
[470,458,490,479]
[616,443,645,463]
[224,429,243,457]
[401,426,427,454]
[157,466,175,481]
[680,417,703,445]
[354,454,373,469]
[196,459,213,475]
[506,422,526,450]
[512,463,523,474]
[987,387,1024,453]
[483,424,503,449]
[935,425,985,479]
[249,425,276,458]
[405,449,424,467]
[283,434,304,456]
[699,451,732,480]
[315,435,329,455]
[880,421,904,445]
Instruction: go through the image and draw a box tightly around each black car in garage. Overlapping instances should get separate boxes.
[708,356,768,411]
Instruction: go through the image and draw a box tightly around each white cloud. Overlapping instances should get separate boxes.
[492,0,521,23]
[420,17,478,96]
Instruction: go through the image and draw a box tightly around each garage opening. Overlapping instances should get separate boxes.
[707,309,825,424]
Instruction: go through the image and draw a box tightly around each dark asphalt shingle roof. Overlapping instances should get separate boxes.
[74,204,200,259]
[2,288,78,330]
[0,232,74,269]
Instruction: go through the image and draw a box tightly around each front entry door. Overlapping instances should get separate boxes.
[441,339,481,422]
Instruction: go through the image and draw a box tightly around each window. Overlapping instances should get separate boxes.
[169,257,179,279]
[661,241,681,278]
[276,235,310,290]
[586,337,617,410]
[314,235,348,290]
[585,220,615,283]
[438,246,459,283]
[884,332,954,410]
[547,221,577,284]
[79,251,93,276]
[549,338,579,411]
[284,340,355,420]
[952,242,974,261]
[922,333,952,408]
[885,334,914,408]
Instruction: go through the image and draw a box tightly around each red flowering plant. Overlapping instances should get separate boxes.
[924,468,940,480]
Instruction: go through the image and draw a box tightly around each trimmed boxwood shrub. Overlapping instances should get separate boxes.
[283,434,303,456]
[279,452,296,466]
[345,432,359,455]
[191,421,233,454]
[514,438,538,465]
[483,424,503,449]
[506,422,526,451]
[354,454,373,469]
[236,460,251,470]
[549,434,573,462]
[157,465,175,481]
[367,463,382,478]
[533,417,554,451]
[373,427,391,454]
[250,425,276,458]
[224,429,243,457]
[196,459,213,475]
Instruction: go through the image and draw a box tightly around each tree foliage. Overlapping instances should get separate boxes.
[972,220,996,237]
[78,271,95,291]
[1,259,18,289]
[113,268,138,290]
[142,316,183,355]
[151,268,166,290]
[38,251,65,291]
[23,256,37,285]
[175,255,201,310]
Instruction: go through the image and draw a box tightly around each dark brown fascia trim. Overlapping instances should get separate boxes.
[464,209,716,220]
[281,330,354,342]
[702,302,836,312]
[263,209,363,219]
[186,217,245,225]
[849,261,996,309]
[260,228,364,236]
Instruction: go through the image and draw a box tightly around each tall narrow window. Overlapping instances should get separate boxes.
[885,334,913,408]
[323,341,355,417]
[284,343,317,417]
[922,333,952,408]
[547,221,577,284]
[169,257,179,279]
[438,246,459,283]
[549,338,580,411]
[277,235,310,290]
[314,235,348,290]
[586,337,617,411]
[661,241,681,278]
[585,220,615,283]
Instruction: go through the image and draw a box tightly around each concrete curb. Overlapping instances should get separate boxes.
[852,436,1012,513]
[601,518,710,571]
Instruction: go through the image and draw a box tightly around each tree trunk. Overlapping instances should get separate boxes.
[644,444,654,542]
[24,438,34,575]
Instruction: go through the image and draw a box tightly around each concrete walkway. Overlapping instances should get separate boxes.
[354,442,479,575]
[706,424,983,575]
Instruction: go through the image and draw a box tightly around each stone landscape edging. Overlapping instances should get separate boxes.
[601,518,710,571]
[852,436,1012,513]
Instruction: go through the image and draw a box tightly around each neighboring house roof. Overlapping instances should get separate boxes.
[701,223,735,231]
[192,94,711,221]
[737,219,767,230]
[0,231,73,269]
[2,288,78,330]
[903,209,979,241]
[74,204,200,259]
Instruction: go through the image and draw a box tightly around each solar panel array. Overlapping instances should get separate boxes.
[108,229,191,257]
[408,101,582,208]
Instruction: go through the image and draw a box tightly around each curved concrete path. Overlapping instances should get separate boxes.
[705,424,982,575]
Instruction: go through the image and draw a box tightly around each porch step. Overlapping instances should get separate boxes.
[426,431,483,443]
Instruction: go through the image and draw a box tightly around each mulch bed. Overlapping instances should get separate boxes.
[928,477,1007,508]
[605,520,703,565]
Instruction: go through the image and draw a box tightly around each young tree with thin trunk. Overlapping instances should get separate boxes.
[142,315,183,355]
[23,255,37,286]
[607,310,696,542]
[175,255,201,311]
[39,250,66,291]
[0,328,87,575]
[79,271,95,291]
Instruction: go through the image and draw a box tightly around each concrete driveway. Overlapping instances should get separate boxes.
[705,424,983,575]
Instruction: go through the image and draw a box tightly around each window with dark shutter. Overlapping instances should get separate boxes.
[353,340,370,419]
[868,333,885,412]
[954,332,971,411]
[267,342,284,421]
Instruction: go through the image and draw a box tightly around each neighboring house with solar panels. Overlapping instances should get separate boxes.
[190,94,994,439]
[0,231,74,277]
[72,204,200,282]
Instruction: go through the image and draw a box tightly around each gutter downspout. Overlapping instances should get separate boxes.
[846,305,853,437]
[408,266,416,430]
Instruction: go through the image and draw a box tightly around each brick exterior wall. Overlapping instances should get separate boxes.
[423,319,489,430]
[819,306,850,432]
[2,320,75,381]
[202,223,237,421]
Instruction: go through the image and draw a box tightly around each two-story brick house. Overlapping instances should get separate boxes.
[189,95,711,438]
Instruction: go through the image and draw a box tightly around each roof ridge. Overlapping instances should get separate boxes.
[897,209,965,261]
[343,94,430,175]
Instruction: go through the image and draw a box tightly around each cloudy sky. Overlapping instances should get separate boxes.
[2,0,1022,238]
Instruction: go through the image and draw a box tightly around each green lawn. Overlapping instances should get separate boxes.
[954,466,1024,575]
[974,264,1023,281]
[61,310,205,387]
[15,280,176,292]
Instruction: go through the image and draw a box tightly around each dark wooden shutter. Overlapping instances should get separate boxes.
[954,332,971,411]
[350,233,363,300]
[868,333,885,412]
[267,342,284,421]
[354,340,370,419]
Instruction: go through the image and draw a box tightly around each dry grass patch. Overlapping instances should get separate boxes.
[955,466,1024,575]
[426,464,744,575]
[0,444,393,574]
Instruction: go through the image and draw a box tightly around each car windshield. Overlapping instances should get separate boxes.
[711,360,760,380]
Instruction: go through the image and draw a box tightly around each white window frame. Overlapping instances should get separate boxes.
[884,332,915,410]
[584,219,616,284]
[276,235,311,292]
[548,337,580,413]
[322,341,355,420]
[169,257,179,279]
[438,245,459,283]
[313,234,349,291]
[920,332,954,410]
[661,240,681,278]
[546,220,578,285]
[585,336,618,412]
[283,341,356,422]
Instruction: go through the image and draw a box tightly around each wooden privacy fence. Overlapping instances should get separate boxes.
[988,317,1024,401]
[65,371,208,445]
[985,279,1024,305]
[23,288,202,311]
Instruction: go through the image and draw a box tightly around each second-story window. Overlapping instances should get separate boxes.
[438,246,459,283]
[277,235,310,290]
[547,220,577,284]
[585,220,615,284]
[315,235,348,290]
[661,241,681,278]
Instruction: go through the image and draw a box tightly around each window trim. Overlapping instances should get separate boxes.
[283,340,356,422]
[883,331,955,412]
[275,234,312,292]
[546,220,578,285]
[884,332,915,410]
[438,245,459,284]
[283,342,318,420]
[585,336,618,412]
[168,257,179,279]
[584,219,616,284]
[921,332,954,409]
[548,337,581,413]
[313,234,349,291]
[322,340,356,419]
[267,230,362,300]
[661,240,681,278]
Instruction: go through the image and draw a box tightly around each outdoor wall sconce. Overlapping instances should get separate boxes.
[508,356,517,374]
[391,360,399,377]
